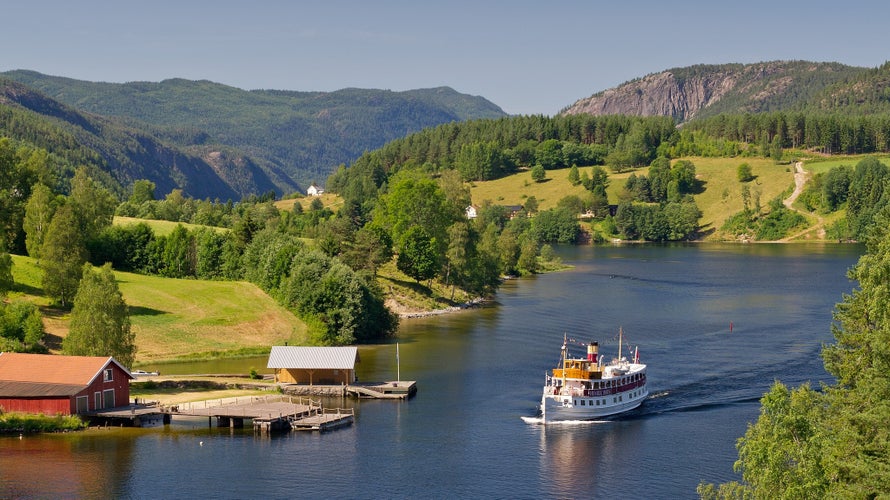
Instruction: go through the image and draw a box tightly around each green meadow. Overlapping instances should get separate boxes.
[468,157,796,240]
[9,255,307,363]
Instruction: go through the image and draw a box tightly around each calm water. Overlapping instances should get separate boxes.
[1,243,863,499]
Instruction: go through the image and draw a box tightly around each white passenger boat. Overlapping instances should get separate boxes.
[540,329,647,422]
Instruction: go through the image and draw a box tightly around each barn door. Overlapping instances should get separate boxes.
[103,389,115,409]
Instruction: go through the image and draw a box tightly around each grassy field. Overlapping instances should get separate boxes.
[273,192,344,212]
[114,216,228,236]
[8,255,308,363]
[803,154,890,175]
[686,157,795,238]
[468,158,796,240]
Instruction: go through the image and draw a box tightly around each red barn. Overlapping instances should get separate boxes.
[0,353,133,415]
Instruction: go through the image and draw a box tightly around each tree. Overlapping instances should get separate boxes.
[821,165,852,211]
[158,224,195,278]
[341,224,393,276]
[671,159,697,195]
[770,135,784,163]
[0,138,39,253]
[373,171,452,257]
[568,165,580,185]
[130,179,156,205]
[69,167,117,242]
[444,222,471,299]
[530,164,546,182]
[41,205,88,307]
[648,157,672,202]
[396,225,440,283]
[0,300,44,352]
[23,183,58,261]
[737,163,754,182]
[535,139,564,169]
[524,196,539,214]
[0,240,13,296]
[64,263,135,368]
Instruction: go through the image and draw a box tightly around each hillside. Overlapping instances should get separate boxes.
[561,61,866,122]
[1,70,508,193]
[8,255,307,362]
[0,77,283,199]
[467,157,796,241]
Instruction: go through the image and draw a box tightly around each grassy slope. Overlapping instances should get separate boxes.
[9,255,307,363]
[114,216,228,236]
[469,158,796,241]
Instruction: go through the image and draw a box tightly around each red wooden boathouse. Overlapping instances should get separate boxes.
[0,353,133,415]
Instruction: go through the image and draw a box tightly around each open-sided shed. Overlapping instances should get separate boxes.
[267,346,359,385]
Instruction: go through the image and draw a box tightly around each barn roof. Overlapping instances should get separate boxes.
[0,380,87,398]
[0,353,132,387]
[266,346,359,370]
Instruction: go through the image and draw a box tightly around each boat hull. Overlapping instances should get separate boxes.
[541,387,648,421]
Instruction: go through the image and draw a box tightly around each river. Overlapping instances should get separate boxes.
[0,243,863,499]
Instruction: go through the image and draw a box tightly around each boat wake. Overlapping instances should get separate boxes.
[520,416,611,425]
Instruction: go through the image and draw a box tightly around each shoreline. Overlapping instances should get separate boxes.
[396,297,487,319]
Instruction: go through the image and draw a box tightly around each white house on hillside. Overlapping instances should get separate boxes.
[307,184,325,196]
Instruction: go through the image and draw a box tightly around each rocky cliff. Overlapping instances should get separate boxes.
[562,61,863,122]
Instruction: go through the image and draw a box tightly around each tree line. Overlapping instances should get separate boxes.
[797,156,890,240]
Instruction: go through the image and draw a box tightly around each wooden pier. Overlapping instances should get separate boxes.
[172,395,353,432]
[346,381,417,399]
[89,395,353,432]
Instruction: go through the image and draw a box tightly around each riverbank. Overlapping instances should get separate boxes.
[0,412,87,433]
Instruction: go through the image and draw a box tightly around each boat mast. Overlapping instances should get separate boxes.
[561,333,567,390]
[618,327,623,361]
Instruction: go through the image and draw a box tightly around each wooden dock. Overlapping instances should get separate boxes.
[89,395,353,432]
[172,395,353,432]
[346,381,417,399]
[289,408,354,431]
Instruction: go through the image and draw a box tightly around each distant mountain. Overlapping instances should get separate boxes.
[561,61,870,122]
[1,70,508,193]
[0,77,276,199]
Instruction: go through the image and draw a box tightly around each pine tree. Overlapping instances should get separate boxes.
[63,263,135,368]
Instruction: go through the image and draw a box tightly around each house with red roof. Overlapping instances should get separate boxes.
[0,353,133,415]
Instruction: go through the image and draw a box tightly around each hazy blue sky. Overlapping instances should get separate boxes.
[4,1,889,115]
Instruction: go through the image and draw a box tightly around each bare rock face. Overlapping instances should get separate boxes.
[561,61,856,122]
[563,70,739,122]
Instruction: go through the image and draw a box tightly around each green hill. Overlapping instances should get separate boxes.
[8,255,307,363]
[0,77,278,199]
[1,70,507,194]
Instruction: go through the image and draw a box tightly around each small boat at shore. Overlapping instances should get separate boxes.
[537,329,647,422]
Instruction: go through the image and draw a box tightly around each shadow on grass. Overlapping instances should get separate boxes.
[12,282,43,296]
[129,305,168,317]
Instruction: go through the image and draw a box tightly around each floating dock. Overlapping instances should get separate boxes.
[89,395,353,432]
[346,381,417,399]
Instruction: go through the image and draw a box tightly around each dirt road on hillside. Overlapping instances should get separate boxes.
[780,161,826,241]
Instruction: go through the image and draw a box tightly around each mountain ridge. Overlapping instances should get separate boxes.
[561,61,869,121]
[1,70,507,195]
